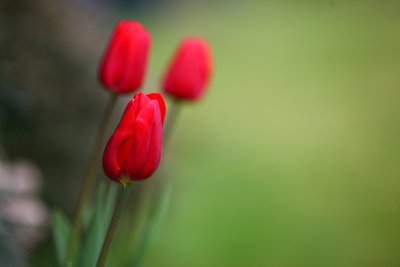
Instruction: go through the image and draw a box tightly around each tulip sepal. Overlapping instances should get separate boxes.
[119,176,132,188]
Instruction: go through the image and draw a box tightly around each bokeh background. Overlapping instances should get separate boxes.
[1,0,400,266]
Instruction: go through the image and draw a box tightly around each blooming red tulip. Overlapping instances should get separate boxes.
[99,21,151,94]
[103,93,166,183]
[162,38,212,101]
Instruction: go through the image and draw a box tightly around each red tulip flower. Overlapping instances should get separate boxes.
[103,93,166,183]
[99,21,151,94]
[162,38,212,101]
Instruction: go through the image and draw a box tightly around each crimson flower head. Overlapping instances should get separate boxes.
[99,21,151,94]
[103,93,166,184]
[162,38,212,101]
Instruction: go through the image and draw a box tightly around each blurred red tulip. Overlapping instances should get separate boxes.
[162,38,212,101]
[103,93,166,183]
[99,21,151,94]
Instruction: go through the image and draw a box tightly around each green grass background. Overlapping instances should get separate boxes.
[129,1,400,266]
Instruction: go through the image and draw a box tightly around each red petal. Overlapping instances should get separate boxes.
[103,92,163,182]
[118,28,151,93]
[102,100,136,182]
[147,93,166,125]
[138,101,163,178]
[132,93,152,119]
[99,23,128,90]
[103,129,132,182]
[162,38,212,101]
[125,101,156,179]
[99,21,151,94]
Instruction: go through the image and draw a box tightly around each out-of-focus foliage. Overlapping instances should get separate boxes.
[2,0,400,266]
[51,210,71,266]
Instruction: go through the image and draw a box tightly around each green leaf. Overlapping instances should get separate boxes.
[51,209,72,266]
[77,182,117,267]
[82,201,94,230]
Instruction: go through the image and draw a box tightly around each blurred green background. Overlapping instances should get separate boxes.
[2,0,400,266]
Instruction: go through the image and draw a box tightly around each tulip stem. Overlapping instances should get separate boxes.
[96,183,132,267]
[128,99,182,267]
[65,93,118,267]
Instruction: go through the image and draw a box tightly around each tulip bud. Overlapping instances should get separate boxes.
[99,21,151,94]
[102,93,166,183]
[162,38,212,101]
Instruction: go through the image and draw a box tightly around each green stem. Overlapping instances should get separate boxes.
[96,184,132,267]
[65,93,118,266]
[128,99,182,267]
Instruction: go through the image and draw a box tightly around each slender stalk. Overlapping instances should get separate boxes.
[65,93,118,266]
[128,99,182,267]
[96,184,132,267]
